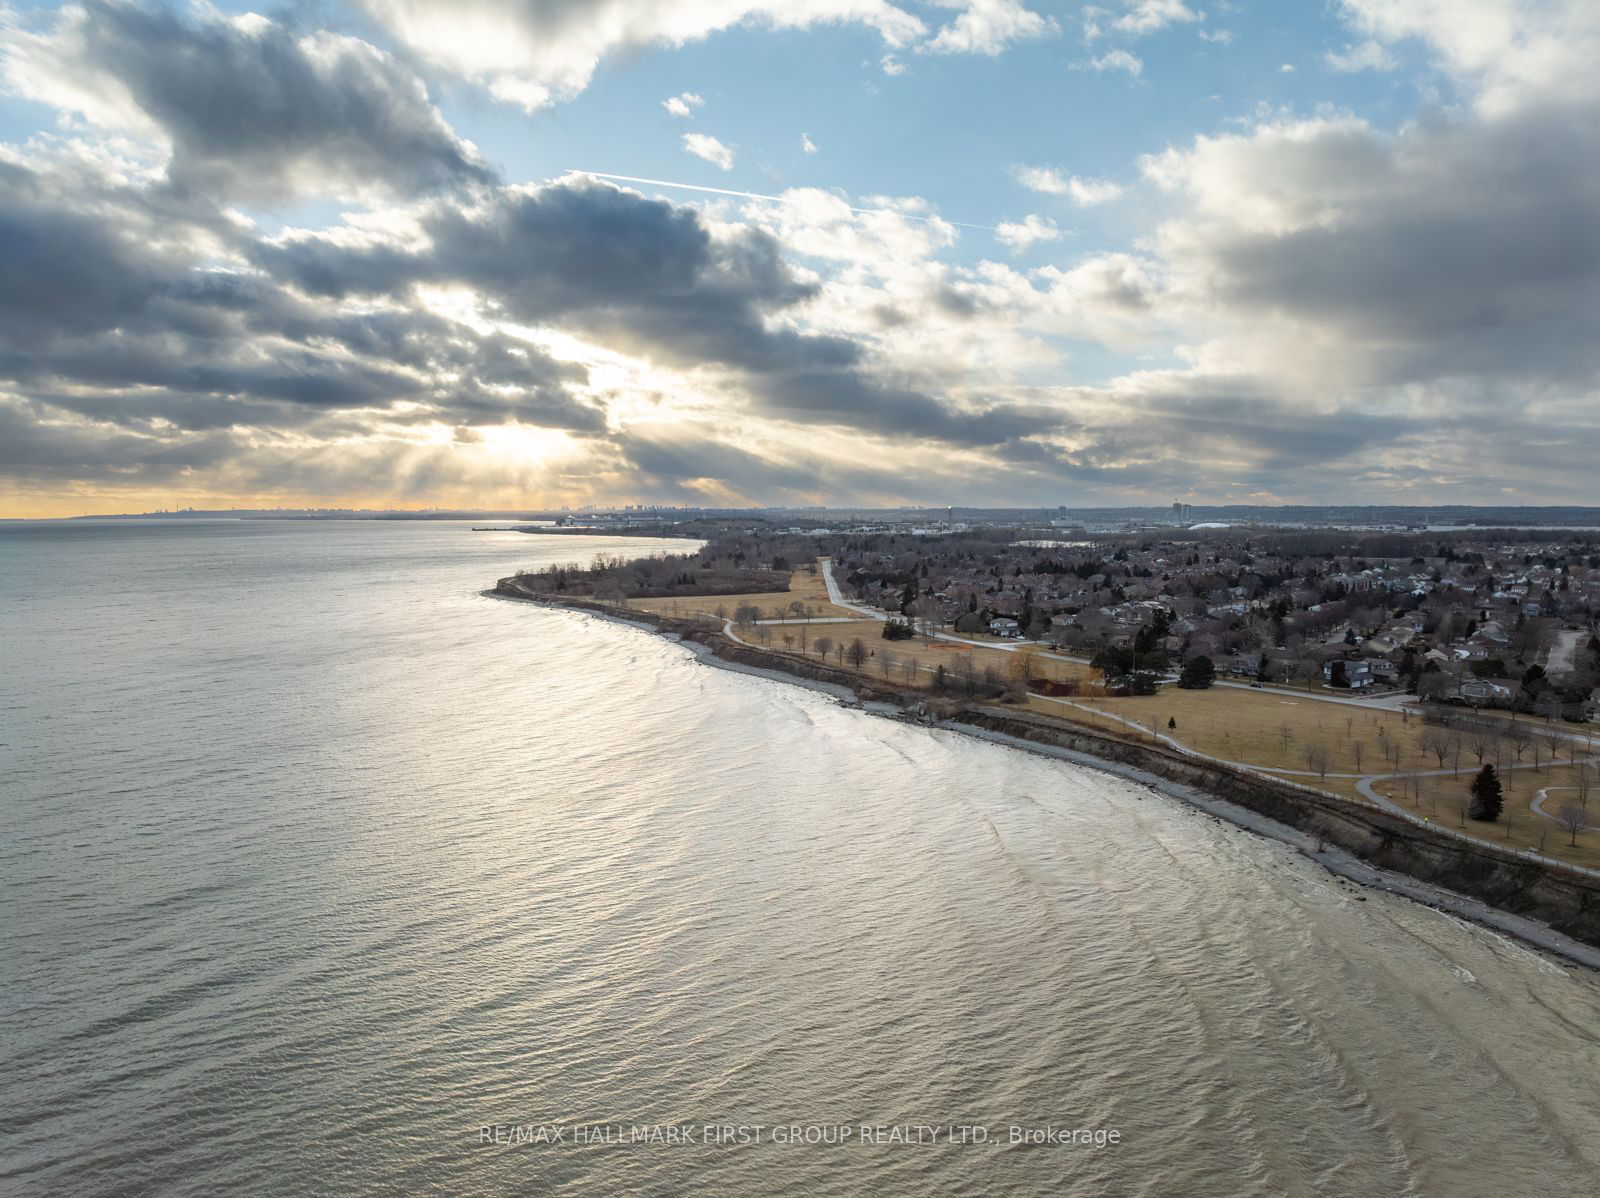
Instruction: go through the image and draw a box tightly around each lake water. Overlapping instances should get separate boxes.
[3,519,1600,1196]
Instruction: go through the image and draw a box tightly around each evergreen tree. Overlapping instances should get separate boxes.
[1468,764,1503,822]
[1177,655,1216,690]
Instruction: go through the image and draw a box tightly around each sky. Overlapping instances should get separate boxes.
[0,1,1597,516]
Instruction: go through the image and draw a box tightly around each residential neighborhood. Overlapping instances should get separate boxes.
[826,526,1600,718]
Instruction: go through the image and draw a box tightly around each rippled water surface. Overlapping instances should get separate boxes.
[4,519,1600,1196]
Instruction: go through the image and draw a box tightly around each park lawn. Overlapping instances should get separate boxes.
[1044,688,1600,869]
[785,566,841,610]
[1064,685,1433,777]
[1322,761,1600,871]
[737,620,1076,691]
[742,619,973,681]
[628,564,860,622]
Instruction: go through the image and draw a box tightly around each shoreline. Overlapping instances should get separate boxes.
[943,722,1600,971]
[490,585,1600,971]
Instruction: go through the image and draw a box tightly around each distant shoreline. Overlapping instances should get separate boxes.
[474,525,699,537]
[490,580,1600,972]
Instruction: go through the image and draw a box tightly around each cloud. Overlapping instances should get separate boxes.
[345,0,1063,109]
[1139,103,1600,394]
[252,177,1058,449]
[354,0,933,109]
[1108,1,1202,37]
[1335,0,1600,112]
[682,132,735,170]
[0,148,607,472]
[1325,40,1396,72]
[0,2,491,203]
[1198,29,1235,45]
[801,132,819,154]
[6,0,1600,510]
[1012,165,1125,205]
[1088,49,1143,75]
[994,214,1062,252]
[662,90,704,117]
[920,0,1058,56]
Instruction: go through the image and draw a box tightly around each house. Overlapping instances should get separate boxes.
[1584,687,1600,720]
[1460,679,1516,707]
[1323,659,1374,690]
[989,618,1022,638]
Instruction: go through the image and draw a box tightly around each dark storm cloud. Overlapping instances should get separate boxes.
[0,161,169,341]
[0,398,243,480]
[256,178,811,337]
[31,1,493,202]
[1115,389,1420,469]
[0,153,604,447]
[1186,104,1600,389]
[257,177,1059,446]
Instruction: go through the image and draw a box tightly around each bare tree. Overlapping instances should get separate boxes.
[1304,744,1333,778]
[880,651,897,679]
[813,636,832,662]
[1540,725,1567,766]
[847,638,867,668]
[1402,771,1423,806]
[1556,801,1593,846]
[1351,740,1367,773]
[1463,726,1495,764]
[1505,720,1532,761]
[1420,727,1453,769]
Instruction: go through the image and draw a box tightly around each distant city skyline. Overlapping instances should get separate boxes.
[2,1,1598,517]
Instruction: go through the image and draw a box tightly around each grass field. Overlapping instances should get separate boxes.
[629,564,858,622]
[1323,764,1600,869]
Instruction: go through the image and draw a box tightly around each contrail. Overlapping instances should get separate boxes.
[569,170,999,232]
